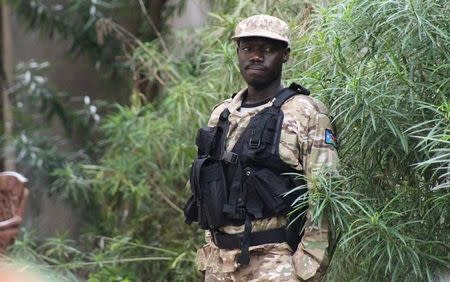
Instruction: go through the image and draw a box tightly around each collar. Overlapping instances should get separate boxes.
[228,85,286,117]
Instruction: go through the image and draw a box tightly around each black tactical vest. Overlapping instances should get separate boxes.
[184,83,310,264]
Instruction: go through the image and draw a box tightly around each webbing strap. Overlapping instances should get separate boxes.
[215,107,246,220]
[248,115,267,149]
[212,226,287,250]
[222,161,244,219]
[287,82,310,96]
[211,109,230,159]
[237,216,252,265]
[272,88,299,108]
[216,107,245,219]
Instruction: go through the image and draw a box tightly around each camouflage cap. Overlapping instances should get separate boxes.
[232,15,290,45]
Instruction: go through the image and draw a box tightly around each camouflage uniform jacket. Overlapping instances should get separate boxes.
[196,88,338,281]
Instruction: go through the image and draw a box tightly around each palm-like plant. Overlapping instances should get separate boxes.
[8,0,449,280]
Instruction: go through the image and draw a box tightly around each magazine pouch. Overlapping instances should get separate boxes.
[187,157,227,229]
[200,159,228,228]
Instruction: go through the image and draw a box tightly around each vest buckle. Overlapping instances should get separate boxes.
[236,207,246,220]
[248,138,261,149]
[222,151,239,163]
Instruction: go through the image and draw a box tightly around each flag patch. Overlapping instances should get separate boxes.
[325,129,337,149]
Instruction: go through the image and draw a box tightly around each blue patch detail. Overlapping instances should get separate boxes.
[325,129,337,149]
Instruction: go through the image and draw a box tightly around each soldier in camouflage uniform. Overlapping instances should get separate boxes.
[195,15,338,281]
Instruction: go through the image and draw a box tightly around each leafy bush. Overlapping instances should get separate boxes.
[9,0,449,280]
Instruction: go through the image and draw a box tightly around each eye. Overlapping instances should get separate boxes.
[264,46,277,54]
[240,46,250,52]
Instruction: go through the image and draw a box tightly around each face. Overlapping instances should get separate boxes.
[237,37,289,89]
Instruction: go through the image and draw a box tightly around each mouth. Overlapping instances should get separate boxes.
[246,65,266,71]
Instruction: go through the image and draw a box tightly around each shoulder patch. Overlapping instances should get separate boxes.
[325,128,338,149]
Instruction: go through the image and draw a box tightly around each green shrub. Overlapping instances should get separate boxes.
[11,0,449,280]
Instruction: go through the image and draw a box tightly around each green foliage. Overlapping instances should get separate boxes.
[9,0,194,91]
[12,61,100,137]
[410,102,450,191]
[9,0,450,281]
[10,230,197,281]
[5,61,99,175]
[10,0,125,69]
[287,0,450,280]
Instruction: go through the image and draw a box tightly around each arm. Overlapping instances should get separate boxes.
[293,105,339,281]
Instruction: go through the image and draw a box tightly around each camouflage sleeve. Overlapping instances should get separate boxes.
[293,103,338,281]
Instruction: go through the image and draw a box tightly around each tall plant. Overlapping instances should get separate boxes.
[292,0,450,280]
[11,0,449,281]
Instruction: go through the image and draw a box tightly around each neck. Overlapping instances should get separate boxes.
[246,78,283,104]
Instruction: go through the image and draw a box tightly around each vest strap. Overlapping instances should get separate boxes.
[288,82,310,95]
[219,108,230,120]
[222,161,245,219]
[272,88,298,108]
[211,226,287,250]
[208,108,231,160]
[237,216,252,265]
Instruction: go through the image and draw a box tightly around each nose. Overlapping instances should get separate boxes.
[249,49,264,62]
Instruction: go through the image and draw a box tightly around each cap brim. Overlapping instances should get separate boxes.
[232,30,289,45]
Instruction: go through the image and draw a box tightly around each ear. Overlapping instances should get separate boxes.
[282,47,290,63]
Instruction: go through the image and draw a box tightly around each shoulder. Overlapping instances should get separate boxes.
[207,98,232,126]
[212,97,232,113]
[281,94,330,118]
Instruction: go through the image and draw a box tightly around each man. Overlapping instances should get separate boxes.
[184,14,338,281]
